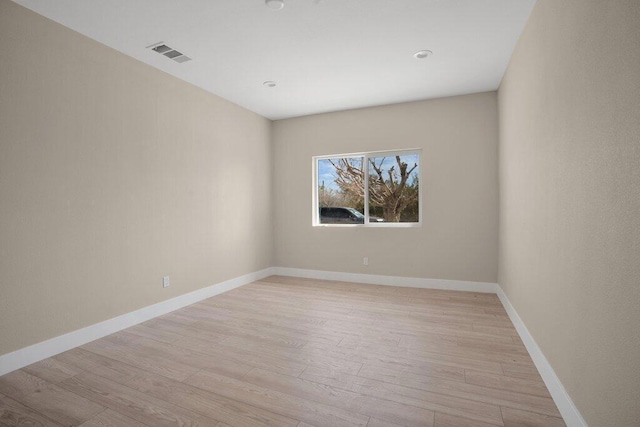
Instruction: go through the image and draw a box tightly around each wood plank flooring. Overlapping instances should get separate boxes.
[0,276,565,426]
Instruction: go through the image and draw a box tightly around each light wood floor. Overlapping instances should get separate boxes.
[0,276,565,427]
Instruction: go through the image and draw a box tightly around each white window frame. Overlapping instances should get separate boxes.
[312,148,423,228]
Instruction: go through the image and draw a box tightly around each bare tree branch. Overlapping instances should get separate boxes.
[327,155,419,222]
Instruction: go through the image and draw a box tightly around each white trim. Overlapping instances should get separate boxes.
[497,287,587,427]
[313,148,423,160]
[273,267,499,293]
[0,267,275,376]
[274,266,585,426]
[0,264,586,427]
[312,149,423,228]
[313,222,421,228]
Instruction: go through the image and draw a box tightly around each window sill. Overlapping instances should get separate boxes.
[313,222,422,228]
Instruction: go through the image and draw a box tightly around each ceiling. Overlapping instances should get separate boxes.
[13,0,536,120]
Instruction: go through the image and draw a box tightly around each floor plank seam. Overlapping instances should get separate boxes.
[0,276,565,427]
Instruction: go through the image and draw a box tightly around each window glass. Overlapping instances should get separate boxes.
[317,157,364,224]
[315,150,420,226]
[368,154,420,223]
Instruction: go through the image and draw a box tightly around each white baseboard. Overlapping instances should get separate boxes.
[273,267,500,293]
[497,287,587,427]
[274,267,585,426]
[0,265,586,427]
[0,267,275,376]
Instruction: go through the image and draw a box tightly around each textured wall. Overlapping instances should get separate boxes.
[498,0,640,425]
[0,0,273,355]
[273,93,499,283]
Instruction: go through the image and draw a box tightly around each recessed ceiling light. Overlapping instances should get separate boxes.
[265,0,284,10]
[263,81,277,88]
[413,50,433,59]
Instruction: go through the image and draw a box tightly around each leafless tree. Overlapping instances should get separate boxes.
[318,180,360,208]
[328,156,418,222]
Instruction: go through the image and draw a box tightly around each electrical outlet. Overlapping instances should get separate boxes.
[162,276,170,288]
[363,257,369,266]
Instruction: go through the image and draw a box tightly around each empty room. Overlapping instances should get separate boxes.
[1,0,638,426]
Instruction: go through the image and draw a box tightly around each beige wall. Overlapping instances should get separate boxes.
[498,0,640,425]
[273,93,499,283]
[0,1,273,356]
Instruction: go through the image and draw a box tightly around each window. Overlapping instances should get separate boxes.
[314,149,421,226]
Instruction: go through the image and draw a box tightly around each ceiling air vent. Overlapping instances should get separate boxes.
[147,42,191,63]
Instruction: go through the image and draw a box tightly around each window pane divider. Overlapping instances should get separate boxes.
[363,154,370,225]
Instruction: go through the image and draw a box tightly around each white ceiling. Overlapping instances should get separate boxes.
[13,0,536,120]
